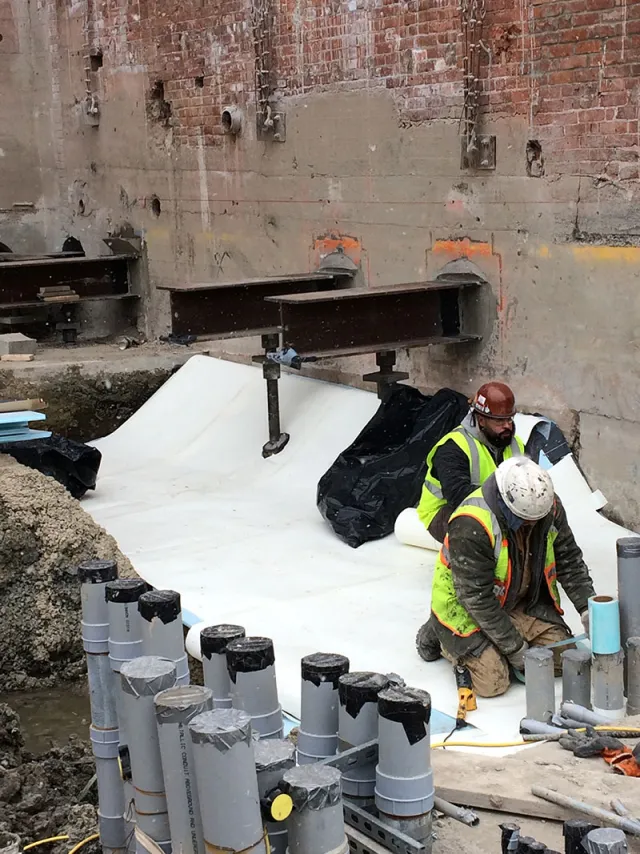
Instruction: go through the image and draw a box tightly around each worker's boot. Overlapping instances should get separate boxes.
[415,618,442,662]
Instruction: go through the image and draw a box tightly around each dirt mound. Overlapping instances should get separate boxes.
[0,703,99,853]
[0,456,135,691]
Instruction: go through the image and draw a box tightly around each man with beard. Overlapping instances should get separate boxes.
[415,381,525,662]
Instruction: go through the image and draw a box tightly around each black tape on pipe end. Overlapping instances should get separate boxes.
[499,823,520,854]
[338,671,389,719]
[138,589,181,624]
[106,578,150,603]
[563,819,598,854]
[78,558,118,585]
[617,536,640,558]
[301,653,350,688]
[200,624,246,659]
[378,686,431,745]
[226,637,275,684]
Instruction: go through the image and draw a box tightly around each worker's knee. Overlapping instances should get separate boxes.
[464,646,510,698]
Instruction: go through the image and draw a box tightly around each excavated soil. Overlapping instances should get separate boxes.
[0,456,135,691]
[0,703,100,852]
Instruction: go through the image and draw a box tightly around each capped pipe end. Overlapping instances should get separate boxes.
[189,707,252,746]
[106,577,150,603]
[121,655,177,696]
[155,685,213,724]
[226,636,275,681]
[301,652,350,687]
[138,589,181,624]
[78,558,118,584]
[200,624,246,659]
[617,536,640,558]
[254,738,296,772]
[339,671,390,719]
[282,764,342,811]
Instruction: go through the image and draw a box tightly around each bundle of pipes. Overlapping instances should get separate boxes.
[523,535,640,726]
[80,569,470,854]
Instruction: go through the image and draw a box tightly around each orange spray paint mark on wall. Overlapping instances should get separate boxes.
[432,238,493,259]
[313,233,362,267]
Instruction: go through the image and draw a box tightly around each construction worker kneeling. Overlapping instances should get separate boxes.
[426,457,596,698]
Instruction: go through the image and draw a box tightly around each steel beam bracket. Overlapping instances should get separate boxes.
[362,350,409,400]
[260,334,290,458]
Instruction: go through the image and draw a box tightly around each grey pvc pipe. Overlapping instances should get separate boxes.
[79,558,127,854]
[560,701,616,726]
[584,827,629,854]
[139,590,189,685]
[189,708,267,854]
[155,685,213,854]
[226,637,283,739]
[433,796,479,827]
[592,651,626,721]
[375,686,433,843]
[617,537,640,653]
[562,648,592,709]
[338,672,389,800]
[121,656,177,853]
[524,647,555,723]
[298,652,349,764]
[200,624,245,708]
[255,739,296,854]
[532,786,640,836]
[626,637,640,716]
[283,765,349,854]
[106,578,149,746]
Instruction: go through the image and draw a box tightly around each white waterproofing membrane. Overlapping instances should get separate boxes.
[87,355,636,744]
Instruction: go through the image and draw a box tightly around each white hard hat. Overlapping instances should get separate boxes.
[495,457,554,521]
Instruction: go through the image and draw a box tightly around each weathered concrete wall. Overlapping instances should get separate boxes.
[1,0,640,527]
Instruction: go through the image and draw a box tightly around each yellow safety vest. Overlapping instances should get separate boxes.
[430,489,562,637]
[417,428,525,529]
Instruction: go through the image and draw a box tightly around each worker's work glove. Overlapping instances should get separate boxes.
[559,728,624,758]
[580,610,590,637]
[506,640,528,672]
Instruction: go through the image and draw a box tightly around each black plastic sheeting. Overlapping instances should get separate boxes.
[317,386,469,548]
[0,435,102,499]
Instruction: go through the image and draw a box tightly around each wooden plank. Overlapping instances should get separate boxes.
[431,745,640,823]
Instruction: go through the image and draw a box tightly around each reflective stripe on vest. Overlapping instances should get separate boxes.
[417,429,525,528]
[430,489,562,638]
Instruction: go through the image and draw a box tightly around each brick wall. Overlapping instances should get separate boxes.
[82,0,640,178]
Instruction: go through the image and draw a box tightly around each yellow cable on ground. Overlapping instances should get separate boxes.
[67,835,99,854]
[432,725,640,750]
[23,838,70,851]
[432,740,526,748]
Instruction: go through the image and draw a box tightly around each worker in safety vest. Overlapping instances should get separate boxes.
[425,457,594,698]
[415,381,525,663]
[417,381,525,544]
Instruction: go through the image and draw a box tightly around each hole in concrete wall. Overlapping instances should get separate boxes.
[150,196,161,217]
[195,75,204,88]
[90,50,103,72]
[0,34,3,43]
[147,80,172,127]
[77,199,85,215]
[526,140,544,178]
[61,237,85,255]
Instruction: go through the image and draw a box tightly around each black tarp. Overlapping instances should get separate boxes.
[317,386,469,548]
[0,435,102,498]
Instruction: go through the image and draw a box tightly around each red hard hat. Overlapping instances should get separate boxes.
[472,382,516,419]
